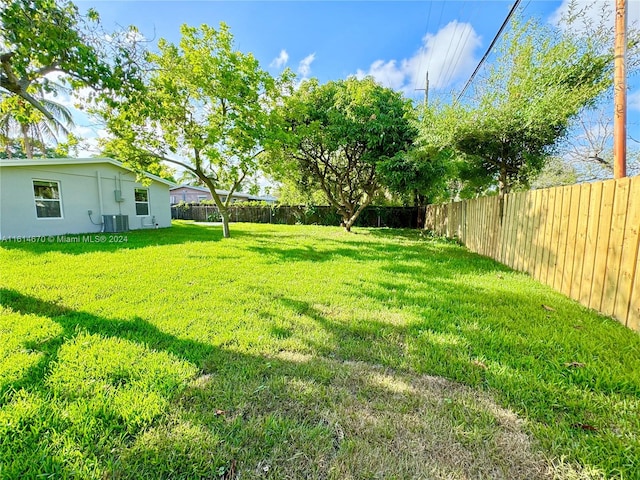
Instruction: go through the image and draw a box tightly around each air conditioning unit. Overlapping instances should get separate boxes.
[103,214,129,232]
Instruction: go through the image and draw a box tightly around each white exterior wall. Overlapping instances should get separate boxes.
[0,162,171,238]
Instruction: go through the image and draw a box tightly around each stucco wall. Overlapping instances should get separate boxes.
[0,162,171,238]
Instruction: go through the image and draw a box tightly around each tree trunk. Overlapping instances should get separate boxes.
[21,123,33,158]
[498,168,510,199]
[414,189,425,229]
[220,209,231,238]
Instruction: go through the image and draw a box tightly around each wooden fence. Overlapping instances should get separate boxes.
[425,177,640,332]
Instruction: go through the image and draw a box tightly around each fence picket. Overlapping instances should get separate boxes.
[602,178,631,316]
[615,177,640,323]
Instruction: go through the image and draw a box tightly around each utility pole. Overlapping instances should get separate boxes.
[613,0,627,179]
[416,71,429,106]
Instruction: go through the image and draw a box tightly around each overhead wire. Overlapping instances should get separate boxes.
[456,0,523,102]
[440,0,472,90]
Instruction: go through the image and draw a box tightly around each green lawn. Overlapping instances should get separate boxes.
[1,222,639,479]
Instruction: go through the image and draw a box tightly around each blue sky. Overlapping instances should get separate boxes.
[67,0,639,168]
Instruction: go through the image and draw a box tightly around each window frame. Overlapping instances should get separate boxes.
[134,188,150,216]
[33,179,63,220]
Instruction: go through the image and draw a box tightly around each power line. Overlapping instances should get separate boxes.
[456,0,522,102]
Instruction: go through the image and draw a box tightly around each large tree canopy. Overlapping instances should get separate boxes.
[446,18,612,197]
[1,0,142,119]
[102,23,284,238]
[266,77,417,231]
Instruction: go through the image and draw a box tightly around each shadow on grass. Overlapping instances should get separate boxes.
[272,268,640,477]
[0,286,563,480]
[0,288,329,478]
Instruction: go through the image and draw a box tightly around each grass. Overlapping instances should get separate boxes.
[1,221,639,479]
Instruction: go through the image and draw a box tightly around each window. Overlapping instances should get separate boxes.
[197,195,208,202]
[33,180,62,218]
[135,188,149,216]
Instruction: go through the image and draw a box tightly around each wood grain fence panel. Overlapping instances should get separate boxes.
[515,192,528,270]
[425,178,639,332]
[492,196,502,259]
[561,184,582,297]
[482,197,490,257]
[590,180,616,311]
[547,187,564,288]
[523,191,538,276]
[516,191,528,273]
[580,182,603,306]
[501,196,510,265]
[533,189,548,282]
[602,178,631,316]
[570,183,592,301]
[482,197,490,256]
[476,198,484,255]
[615,176,640,323]
[473,198,482,253]
[506,193,520,269]
[552,187,571,292]
[501,194,512,265]
[524,190,538,277]
[540,188,558,285]
[628,243,640,331]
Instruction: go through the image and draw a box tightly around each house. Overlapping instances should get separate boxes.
[0,157,173,238]
[170,185,277,204]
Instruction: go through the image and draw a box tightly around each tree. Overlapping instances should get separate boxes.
[1,0,143,119]
[101,23,284,238]
[266,77,416,232]
[450,18,612,198]
[0,87,74,158]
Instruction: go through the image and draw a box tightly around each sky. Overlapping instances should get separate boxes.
[63,0,639,171]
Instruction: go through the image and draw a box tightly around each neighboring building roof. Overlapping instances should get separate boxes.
[170,184,278,202]
[0,157,175,187]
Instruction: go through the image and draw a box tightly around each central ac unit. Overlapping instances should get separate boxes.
[103,214,129,232]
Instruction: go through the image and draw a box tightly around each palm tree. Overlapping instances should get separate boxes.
[0,89,74,158]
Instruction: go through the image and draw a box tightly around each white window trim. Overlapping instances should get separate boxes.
[134,187,150,217]
[33,179,63,220]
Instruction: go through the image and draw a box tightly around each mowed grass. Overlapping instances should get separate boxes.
[1,221,639,479]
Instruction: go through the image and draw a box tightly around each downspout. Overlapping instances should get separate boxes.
[97,171,104,218]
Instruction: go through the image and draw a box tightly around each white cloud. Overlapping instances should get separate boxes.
[298,53,316,79]
[270,49,289,68]
[355,20,481,95]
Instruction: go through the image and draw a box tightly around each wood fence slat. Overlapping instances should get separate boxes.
[514,192,526,272]
[481,197,488,256]
[590,180,616,311]
[581,182,603,306]
[533,189,548,282]
[615,176,640,323]
[570,183,592,301]
[540,188,557,286]
[523,191,537,275]
[602,178,631,316]
[547,187,564,288]
[506,193,520,269]
[553,186,571,292]
[526,190,540,277]
[501,194,512,264]
[628,241,640,330]
[562,184,582,297]
[492,196,501,259]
